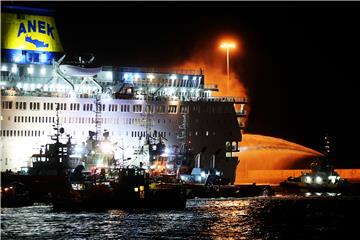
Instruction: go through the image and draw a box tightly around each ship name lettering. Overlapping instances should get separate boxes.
[17,20,55,39]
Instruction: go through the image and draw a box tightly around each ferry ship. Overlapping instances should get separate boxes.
[0,6,247,183]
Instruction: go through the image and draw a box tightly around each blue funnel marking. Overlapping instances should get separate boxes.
[25,36,49,48]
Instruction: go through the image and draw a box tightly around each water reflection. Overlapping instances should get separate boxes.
[2,196,359,239]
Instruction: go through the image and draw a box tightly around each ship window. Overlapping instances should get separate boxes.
[157,105,166,113]
[168,105,177,113]
[133,105,142,113]
[180,105,188,114]
[14,116,17,122]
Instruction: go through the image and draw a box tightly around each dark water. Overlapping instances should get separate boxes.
[1,195,360,240]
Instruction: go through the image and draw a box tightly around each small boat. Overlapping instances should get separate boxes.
[280,135,352,195]
[1,182,34,208]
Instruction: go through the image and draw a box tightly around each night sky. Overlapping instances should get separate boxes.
[6,1,360,167]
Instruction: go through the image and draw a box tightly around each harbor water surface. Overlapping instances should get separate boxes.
[2,195,359,239]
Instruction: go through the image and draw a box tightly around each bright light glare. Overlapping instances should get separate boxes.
[134,73,141,80]
[305,176,312,183]
[106,71,112,79]
[27,67,34,74]
[40,67,46,75]
[101,142,113,154]
[170,74,177,80]
[14,55,21,63]
[315,176,323,184]
[147,74,155,80]
[328,175,337,184]
[11,65,18,73]
[220,42,236,49]
[1,65,7,71]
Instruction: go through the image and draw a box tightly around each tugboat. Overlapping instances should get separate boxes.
[280,134,351,195]
[52,108,187,211]
[1,104,80,204]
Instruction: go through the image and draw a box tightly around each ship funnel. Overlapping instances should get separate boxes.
[1,5,64,64]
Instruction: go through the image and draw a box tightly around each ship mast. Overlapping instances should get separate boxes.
[95,94,102,141]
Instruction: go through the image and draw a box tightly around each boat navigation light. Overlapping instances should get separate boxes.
[328,175,337,184]
[305,176,312,183]
[315,176,323,184]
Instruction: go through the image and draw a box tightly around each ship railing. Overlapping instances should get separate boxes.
[118,67,204,76]
[203,97,248,103]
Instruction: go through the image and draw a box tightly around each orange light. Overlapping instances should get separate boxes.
[220,42,236,49]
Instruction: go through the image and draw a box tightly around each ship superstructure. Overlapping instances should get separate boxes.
[0,6,247,183]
